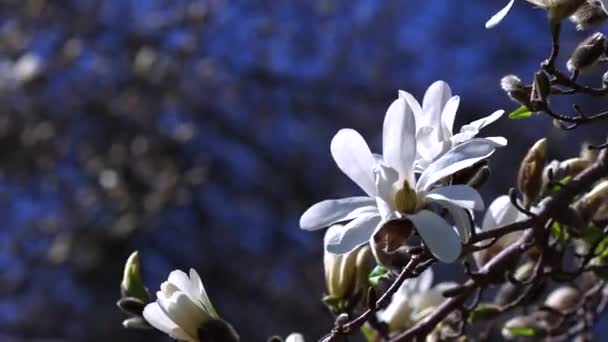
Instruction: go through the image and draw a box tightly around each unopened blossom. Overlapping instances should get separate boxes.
[474,195,528,267]
[143,269,221,342]
[378,268,456,333]
[399,81,506,171]
[324,225,373,300]
[300,92,503,263]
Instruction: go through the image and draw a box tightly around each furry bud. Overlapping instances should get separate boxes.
[518,138,548,207]
[501,75,532,108]
[575,181,608,222]
[570,0,608,30]
[567,32,607,72]
[546,0,587,24]
[544,286,580,313]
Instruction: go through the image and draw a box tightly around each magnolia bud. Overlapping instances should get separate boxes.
[531,71,551,105]
[501,75,532,108]
[371,219,414,271]
[547,0,587,24]
[518,138,548,207]
[324,241,373,302]
[570,0,608,30]
[121,251,149,302]
[544,286,580,313]
[576,181,608,222]
[567,32,607,72]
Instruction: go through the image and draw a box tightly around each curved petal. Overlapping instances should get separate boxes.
[331,129,377,197]
[460,110,504,133]
[168,270,195,298]
[157,289,209,339]
[428,199,474,243]
[411,268,434,294]
[143,303,197,342]
[422,81,452,130]
[373,163,399,205]
[440,96,460,140]
[486,0,515,29]
[417,138,503,192]
[399,90,423,125]
[409,210,462,263]
[425,185,484,211]
[299,197,378,231]
[383,96,416,185]
[481,195,526,231]
[189,269,218,318]
[325,214,382,254]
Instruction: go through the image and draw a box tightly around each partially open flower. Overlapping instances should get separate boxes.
[143,269,235,342]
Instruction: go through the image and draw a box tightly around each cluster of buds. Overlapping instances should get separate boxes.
[323,232,374,311]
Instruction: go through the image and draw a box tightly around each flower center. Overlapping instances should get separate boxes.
[394,180,417,214]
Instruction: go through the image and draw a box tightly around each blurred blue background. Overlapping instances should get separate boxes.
[0,0,605,341]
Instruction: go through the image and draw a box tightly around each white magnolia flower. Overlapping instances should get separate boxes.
[474,195,528,267]
[399,81,505,171]
[300,93,504,263]
[143,269,219,342]
[285,333,305,342]
[379,268,456,332]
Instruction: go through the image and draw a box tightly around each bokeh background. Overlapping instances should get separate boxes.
[0,1,606,341]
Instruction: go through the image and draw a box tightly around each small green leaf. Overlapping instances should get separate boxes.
[360,324,376,342]
[504,326,536,337]
[583,225,603,246]
[549,176,572,194]
[594,236,608,259]
[468,304,502,322]
[369,265,389,288]
[508,106,533,120]
[322,294,343,308]
[550,221,567,243]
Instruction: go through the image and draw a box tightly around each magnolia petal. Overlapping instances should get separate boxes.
[157,290,209,339]
[422,81,452,130]
[440,96,460,140]
[143,303,197,342]
[428,198,474,243]
[399,90,423,125]
[601,0,608,15]
[410,268,434,294]
[382,96,416,185]
[373,163,399,206]
[425,185,484,211]
[285,333,306,342]
[461,110,504,132]
[167,270,196,298]
[330,129,377,197]
[299,197,378,231]
[409,210,462,263]
[417,139,502,192]
[189,269,219,318]
[481,195,526,231]
[485,0,515,29]
[325,214,382,254]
